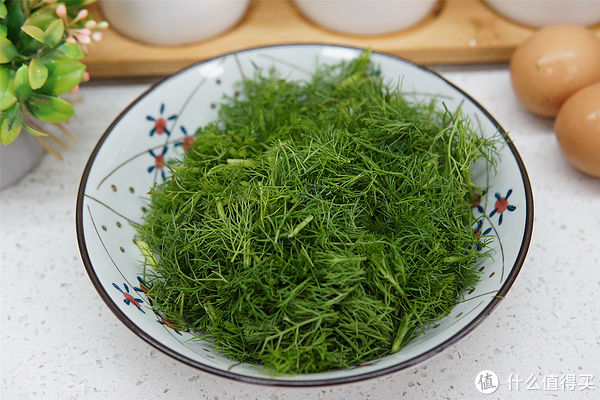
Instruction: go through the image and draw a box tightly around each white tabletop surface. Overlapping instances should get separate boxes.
[1,64,599,400]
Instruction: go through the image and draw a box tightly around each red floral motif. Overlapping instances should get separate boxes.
[155,154,165,170]
[489,189,516,225]
[494,197,509,213]
[174,126,195,154]
[154,118,167,135]
[146,103,177,137]
[113,283,145,313]
[182,136,195,153]
[134,276,154,306]
[156,311,183,335]
[471,189,487,214]
[148,147,169,181]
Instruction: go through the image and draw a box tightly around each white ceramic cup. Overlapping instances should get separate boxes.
[100,0,250,46]
[484,0,600,27]
[293,0,439,36]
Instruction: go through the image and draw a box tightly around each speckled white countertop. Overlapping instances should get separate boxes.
[1,65,599,400]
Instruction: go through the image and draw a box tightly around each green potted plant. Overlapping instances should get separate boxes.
[0,0,106,188]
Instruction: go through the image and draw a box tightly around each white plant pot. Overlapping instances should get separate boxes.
[293,0,439,36]
[100,0,251,46]
[0,132,45,190]
[484,0,600,27]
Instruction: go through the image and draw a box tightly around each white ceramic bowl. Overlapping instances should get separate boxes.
[484,0,600,27]
[293,0,439,35]
[100,0,250,46]
[77,44,533,385]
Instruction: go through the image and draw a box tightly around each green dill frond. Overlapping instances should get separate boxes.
[136,52,499,374]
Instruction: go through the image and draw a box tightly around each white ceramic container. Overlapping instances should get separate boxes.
[293,0,439,35]
[484,0,600,27]
[100,0,250,46]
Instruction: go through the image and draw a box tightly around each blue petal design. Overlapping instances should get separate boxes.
[160,103,165,114]
[146,115,155,121]
[489,208,497,217]
[112,283,123,293]
[495,192,501,200]
[168,115,177,120]
[507,205,516,211]
[506,189,513,199]
[147,166,155,173]
[498,213,504,225]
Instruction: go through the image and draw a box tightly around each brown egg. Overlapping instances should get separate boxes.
[554,82,600,177]
[510,24,600,118]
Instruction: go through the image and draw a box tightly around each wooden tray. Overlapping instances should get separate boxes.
[85,0,600,78]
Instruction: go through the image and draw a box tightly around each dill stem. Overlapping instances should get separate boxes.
[216,199,226,220]
[391,313,413,353]
[287,215,314,238]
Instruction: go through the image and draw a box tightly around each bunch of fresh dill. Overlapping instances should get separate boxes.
[136,50,498,374]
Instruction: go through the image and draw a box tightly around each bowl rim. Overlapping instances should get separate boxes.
[76,43,534,387]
